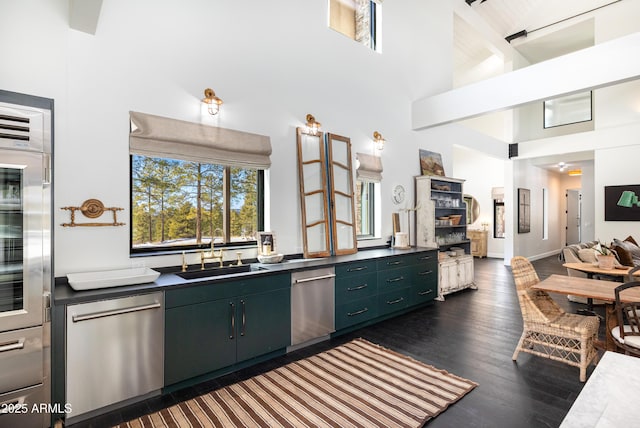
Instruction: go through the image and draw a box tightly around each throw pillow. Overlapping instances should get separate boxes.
[577,248,597,264]
[612,245,634,267]
[625,235,638,246]
[614,238,640,258]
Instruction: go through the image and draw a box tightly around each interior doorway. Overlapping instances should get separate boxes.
[566,189,581,245]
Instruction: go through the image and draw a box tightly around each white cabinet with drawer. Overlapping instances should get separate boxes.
[437,255,476,300]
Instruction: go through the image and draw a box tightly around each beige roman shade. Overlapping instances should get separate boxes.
[129,111,272,169]
[492,187,505,200]
[356,152,383,183]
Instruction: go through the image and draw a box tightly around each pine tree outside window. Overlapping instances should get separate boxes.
[131,155,263,254]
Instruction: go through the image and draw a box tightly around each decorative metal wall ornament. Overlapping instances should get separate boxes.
[61,199,125,227]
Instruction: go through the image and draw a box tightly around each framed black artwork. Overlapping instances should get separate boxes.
[605,184,640,221]
[518,188,530,233]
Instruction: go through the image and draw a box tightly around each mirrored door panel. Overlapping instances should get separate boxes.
[327,134,357,255]
[296,129,331,258]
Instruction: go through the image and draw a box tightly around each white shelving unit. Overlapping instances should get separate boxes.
[415,175,476,300]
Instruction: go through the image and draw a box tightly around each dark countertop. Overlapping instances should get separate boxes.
[54,246,437,305]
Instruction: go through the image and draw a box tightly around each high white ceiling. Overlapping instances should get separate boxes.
[455,0,621,68]
[453,0,625,172]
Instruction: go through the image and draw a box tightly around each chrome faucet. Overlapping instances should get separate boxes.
[201,241,224,269]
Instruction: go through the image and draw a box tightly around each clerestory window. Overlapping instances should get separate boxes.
[329,0,382,52]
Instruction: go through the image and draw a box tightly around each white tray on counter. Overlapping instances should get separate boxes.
[67,267,160,291]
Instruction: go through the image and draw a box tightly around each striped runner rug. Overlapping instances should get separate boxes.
[116,338,477,427]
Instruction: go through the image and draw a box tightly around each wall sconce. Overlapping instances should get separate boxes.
[373,131,386,151]
[305,114,321,135]
[202,88,223,115]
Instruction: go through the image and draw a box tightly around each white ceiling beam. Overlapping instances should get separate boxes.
[69,0,103,35]
[412,31,640,130]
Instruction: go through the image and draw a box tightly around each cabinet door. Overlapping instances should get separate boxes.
[236,288,290,362]
[165,299,235,386]
[459,257,475,286]
[439,261,458,294]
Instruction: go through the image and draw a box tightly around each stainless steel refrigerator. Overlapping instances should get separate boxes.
[0,91,52,428]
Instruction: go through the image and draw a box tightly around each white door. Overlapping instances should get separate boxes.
[566,189,581,245]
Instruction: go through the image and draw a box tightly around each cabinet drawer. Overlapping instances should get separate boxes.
[377,255,414,271]
[0,383,46,428]
[335,296,378,330]
[377,267,412,292]
[413,263,438,284]
[335,260,376,278]
[410,252,438,266]
[0,326,42,394]
[411,283,437,305]
[378,288,411,316]
[335,272,377,303]
[166,273,289,308]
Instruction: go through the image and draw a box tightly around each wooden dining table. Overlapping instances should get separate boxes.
[563,262,640,280]
[532,274,640,351]
[562,262,640,312]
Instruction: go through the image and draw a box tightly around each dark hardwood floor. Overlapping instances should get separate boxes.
[70,255,603,428]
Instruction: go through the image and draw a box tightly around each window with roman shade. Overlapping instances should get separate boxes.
[355,152,383,183]
[129,111,271,169]
[128,111,271,253]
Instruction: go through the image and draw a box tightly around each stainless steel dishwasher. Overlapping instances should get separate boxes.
[290,267,335,349]
[66,292,164,423]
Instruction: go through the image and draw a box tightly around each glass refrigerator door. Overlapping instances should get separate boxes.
[0,153,45,331]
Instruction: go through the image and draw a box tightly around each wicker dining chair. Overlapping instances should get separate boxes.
[612,281,640,357]
[510,256,600,382]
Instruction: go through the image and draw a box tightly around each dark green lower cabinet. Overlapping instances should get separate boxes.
[236,289,290,362]
[165,299,235,386]
[165,282,290,387]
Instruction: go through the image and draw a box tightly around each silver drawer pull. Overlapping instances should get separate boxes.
[294,273,336,284]
[0,398,24,414]
[72,302,161,322]
[347,284,368,291]
[419,256,432,260]
[387,261,402,266]
[386,276,404,283]
[386,297,404,305]
[418,270,433,275]
[0,339,25,353]
[347,266,368,272]
[418,289,434,296]
[347,307,368,317]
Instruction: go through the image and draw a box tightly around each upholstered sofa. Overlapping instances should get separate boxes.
[559,236,640,304]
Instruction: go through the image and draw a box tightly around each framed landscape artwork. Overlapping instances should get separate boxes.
[518,188,530,233]
[419,149,445,176]
[605,184,640,221]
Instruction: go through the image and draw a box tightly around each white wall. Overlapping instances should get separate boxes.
[511,159,564,260]
[595,145,640,243]
[452,145,505,258]
[2,0,476,275]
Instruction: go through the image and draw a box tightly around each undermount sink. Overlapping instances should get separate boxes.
[177,264,263,280]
